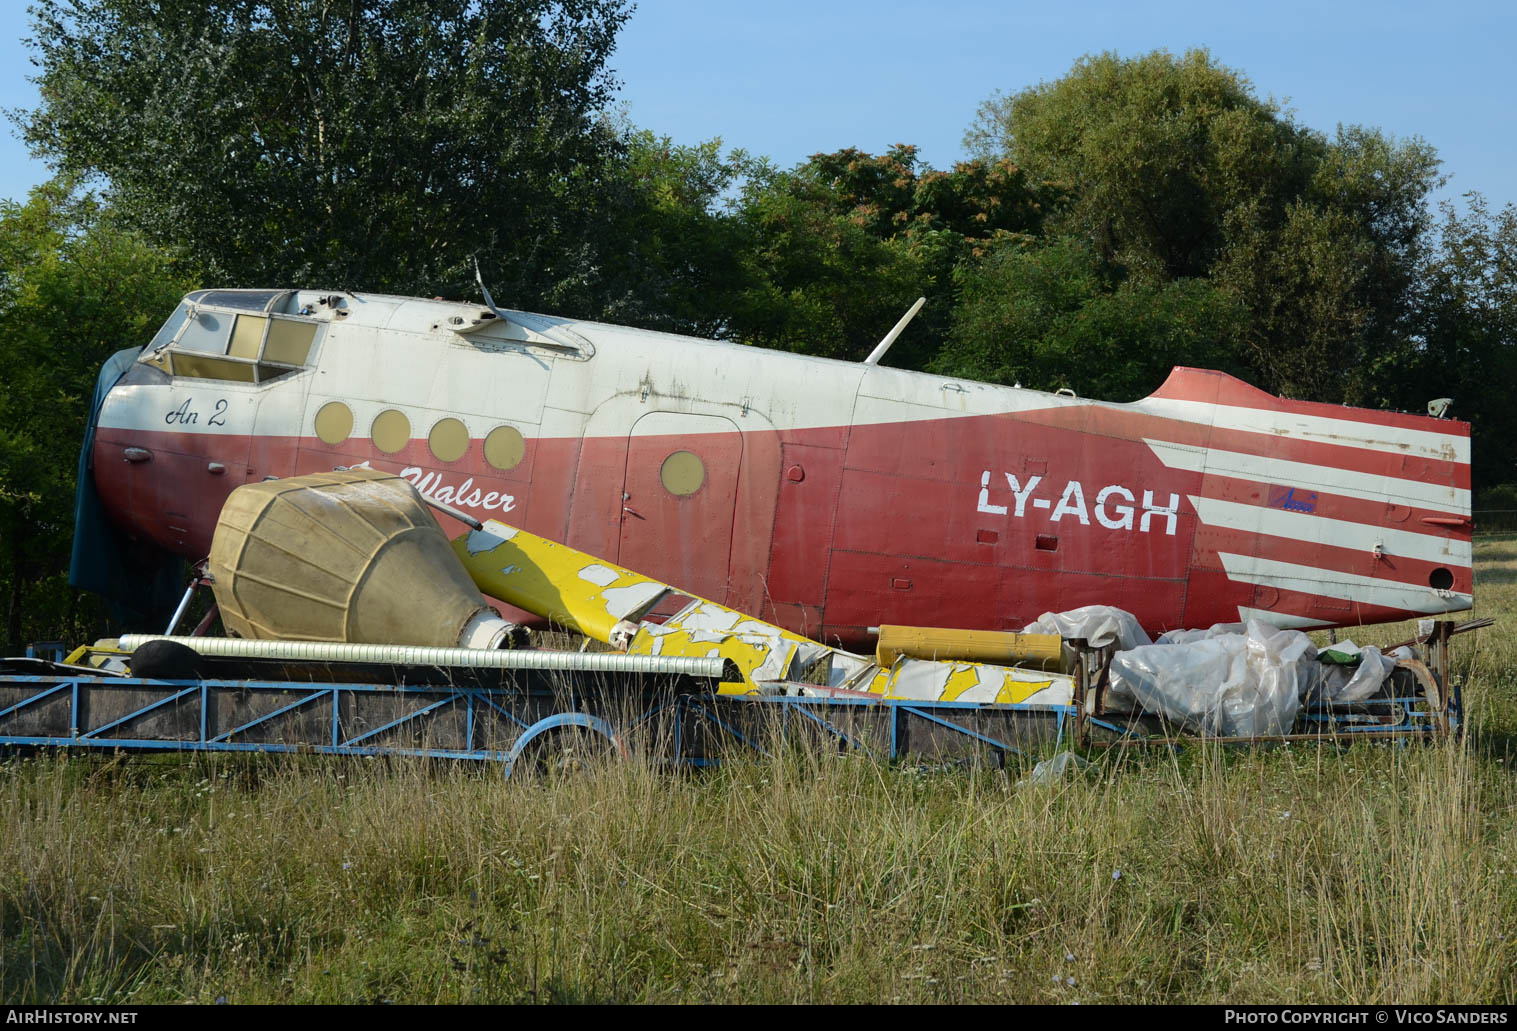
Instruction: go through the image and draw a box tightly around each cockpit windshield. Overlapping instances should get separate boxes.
[139,292,321,384]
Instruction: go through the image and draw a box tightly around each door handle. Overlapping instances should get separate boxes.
[622,506,643,520]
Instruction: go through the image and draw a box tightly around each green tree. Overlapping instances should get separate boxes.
[1380,195,1517,488]
[557,126,750,338]
[727,145,1049,366]
[0,182,195,650]
[933,236,1248,401]
[964,49,1442,402]
[21,0,630,303]
[1212,126,1441,403]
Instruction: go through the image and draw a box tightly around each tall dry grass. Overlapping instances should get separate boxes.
[2,541,1514,1004]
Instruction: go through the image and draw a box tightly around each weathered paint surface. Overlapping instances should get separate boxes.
[874,624,1063,669]
[91,289,1475,646]
[453,518,1075,705]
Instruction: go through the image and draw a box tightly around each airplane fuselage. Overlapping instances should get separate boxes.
[89,290,1475,645]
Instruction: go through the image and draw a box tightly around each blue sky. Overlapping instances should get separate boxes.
[3,0,1513,214]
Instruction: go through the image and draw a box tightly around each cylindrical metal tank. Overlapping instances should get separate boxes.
[874,625,1064,670]
[208,468,514,648]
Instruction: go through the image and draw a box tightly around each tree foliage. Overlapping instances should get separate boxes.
[1381,195,1517,486]
[0,182,195,649]
[933,237,1249,401]
[725,145,1049,366]
[967,49,1304,283]
[565,126,750,338]
[23,0,631,301]
[960,49,1443,403]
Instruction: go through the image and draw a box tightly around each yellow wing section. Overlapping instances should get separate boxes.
[452,520,825,693]
[451,519,1073,705]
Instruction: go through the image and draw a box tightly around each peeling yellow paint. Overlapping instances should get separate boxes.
[454,521,668,643]
[451,518,1074,705]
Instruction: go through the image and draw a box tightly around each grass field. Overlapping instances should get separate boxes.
[3,544,1515,1004]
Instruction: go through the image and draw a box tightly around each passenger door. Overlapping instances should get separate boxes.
[618,412,742,604]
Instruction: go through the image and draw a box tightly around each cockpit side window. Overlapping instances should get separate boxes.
[175,308,234,354]
[145,302,192,353]
[141,299,321,384]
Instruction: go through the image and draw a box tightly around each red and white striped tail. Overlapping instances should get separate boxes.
[1135,369,1473,628]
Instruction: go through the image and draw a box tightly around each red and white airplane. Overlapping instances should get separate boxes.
[84,288,1474,646]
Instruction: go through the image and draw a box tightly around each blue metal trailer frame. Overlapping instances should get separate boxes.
[0,676,618,773]
[0,629,1463,772]
[0,669,1080,772]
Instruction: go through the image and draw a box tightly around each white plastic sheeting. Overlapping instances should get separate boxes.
[1308,640,1400,704]
[1017,750,1094,788]
[1022,605,1406,737]
[1022,605,1152,651]
[1156,623,1246,645]
[1109,621,1314,737]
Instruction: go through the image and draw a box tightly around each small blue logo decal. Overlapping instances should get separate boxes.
[1267,486,1318,513]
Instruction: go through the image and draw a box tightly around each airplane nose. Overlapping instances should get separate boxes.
[80,348,144,490]
[68,346,185,619]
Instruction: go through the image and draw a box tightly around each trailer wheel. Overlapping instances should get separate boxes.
[507,714,621,779]
[522,727,614,777]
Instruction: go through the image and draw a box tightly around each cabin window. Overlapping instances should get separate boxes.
[264,318,316,365]
[371,409,411,454]
[484,426,525,471]
[228,314,266,358]
[315,401,354,445]
[190,289,291,312]
[176,309,233,354]
[170,353,257,383]
[140,299,320,384]
[428,418,470,463]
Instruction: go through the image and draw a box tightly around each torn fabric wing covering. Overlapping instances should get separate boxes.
[452,521,1401,726]
[452,518,1077,701]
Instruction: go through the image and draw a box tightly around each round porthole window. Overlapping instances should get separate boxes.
[660,450,705,497]
[370,409,411,454]
[428,417,469,463]
[484,425,525,471]
[314,401,353,445]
